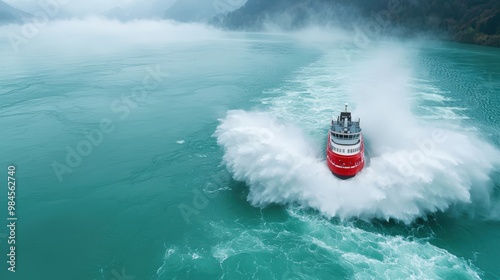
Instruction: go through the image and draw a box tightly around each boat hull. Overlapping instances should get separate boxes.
[326,134,364,179]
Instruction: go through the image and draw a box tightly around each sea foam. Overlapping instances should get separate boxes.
[215,47,500,223]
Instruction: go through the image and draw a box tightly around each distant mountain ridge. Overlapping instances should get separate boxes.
[0,0,31,23]
[164,0,217,22]
[164,0,247,22]
[215,0,500,47]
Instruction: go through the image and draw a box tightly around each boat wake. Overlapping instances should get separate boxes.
[215,47,500,223]
[215,110,499,222]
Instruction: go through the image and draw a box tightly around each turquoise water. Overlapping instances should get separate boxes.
[1,21,500,279]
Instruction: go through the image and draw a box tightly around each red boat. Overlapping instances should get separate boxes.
[326,104,365,179]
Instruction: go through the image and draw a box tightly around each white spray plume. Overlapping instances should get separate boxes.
[215,45,500,223]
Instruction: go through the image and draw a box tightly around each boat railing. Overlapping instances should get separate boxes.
[330,131,362,141]
[332,120,361,126]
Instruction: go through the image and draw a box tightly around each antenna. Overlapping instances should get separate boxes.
[345,103,348,112]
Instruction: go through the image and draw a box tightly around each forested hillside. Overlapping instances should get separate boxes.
[0,1,31,23]
[214,0,500,47]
